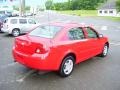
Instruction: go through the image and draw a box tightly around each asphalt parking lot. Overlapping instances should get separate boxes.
[0,12,120,90]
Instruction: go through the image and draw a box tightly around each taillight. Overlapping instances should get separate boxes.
[36,48,41,53]
[35,45,49,54]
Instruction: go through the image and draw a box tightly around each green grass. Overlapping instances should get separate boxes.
[58,10,120,21]
[100,16,120,21]
[58,10,97,16]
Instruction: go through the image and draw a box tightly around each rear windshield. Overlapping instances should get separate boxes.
[29,25,62,38]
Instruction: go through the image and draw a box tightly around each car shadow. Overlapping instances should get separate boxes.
[5,56,105,87]
[2,33,26,38]
[0,31,4,34]
[3,34,14,38]
[16,57,103,79]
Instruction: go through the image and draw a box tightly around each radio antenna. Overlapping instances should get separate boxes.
[47,0,53,42]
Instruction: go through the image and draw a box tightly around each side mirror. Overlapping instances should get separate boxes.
[99,34,103,38]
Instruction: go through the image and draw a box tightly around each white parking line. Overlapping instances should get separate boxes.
[0,62,18,69]
[101,26,108,30]
[115,29,119,31]
[0,80,17,85]
[16,69,36,83]
[110,42,120,46]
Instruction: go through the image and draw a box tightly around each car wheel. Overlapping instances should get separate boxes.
[12,29,20,37]
[99,44,109,57]
[59,56,75,77]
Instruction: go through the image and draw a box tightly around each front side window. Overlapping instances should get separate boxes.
[19,19,27,24]
[29,25,62,38]
[86,27,98,38]
[11,19,17,24]
[68,28,85,40]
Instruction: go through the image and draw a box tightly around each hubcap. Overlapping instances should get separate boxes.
[103,45,108,56]
[63,59,73,75]
[13,30,19,36]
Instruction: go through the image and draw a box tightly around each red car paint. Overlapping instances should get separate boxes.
[12,22,109,71]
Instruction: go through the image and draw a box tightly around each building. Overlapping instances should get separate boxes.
[98,1,118,17]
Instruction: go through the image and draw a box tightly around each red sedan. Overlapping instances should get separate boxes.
[12,22,109,77]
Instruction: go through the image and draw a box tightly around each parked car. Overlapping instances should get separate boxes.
[12,22,109,77]
[12,10,19,17]
[0,10,12,17]
[0,14,8,32]
[5,11,12,17]
[25,12,33,16]
[1,17,38,36]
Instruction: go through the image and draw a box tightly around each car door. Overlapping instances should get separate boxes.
[19,19,28,33]
[85,27,102,56]
[67,27,93,63]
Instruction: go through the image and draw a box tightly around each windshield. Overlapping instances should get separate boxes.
[29,25,62,38]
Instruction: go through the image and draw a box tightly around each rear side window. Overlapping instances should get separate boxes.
[68,28,85,40]
[11,19,17,24]
[29,25,62,38]
[19,19,27,24]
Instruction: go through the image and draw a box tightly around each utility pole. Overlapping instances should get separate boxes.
[19,0,22,16]
[19,0,25,16]
[22,0,25,16]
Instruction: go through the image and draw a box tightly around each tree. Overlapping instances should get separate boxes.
[25,6,30,11]
[13,5,19,11]
[52,0,107,10]
[45,0,53,10]
[116,0,120,12]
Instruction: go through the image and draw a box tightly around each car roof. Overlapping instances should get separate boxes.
[49,22,90,28]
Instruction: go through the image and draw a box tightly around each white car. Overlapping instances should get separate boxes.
[1,17,38,36]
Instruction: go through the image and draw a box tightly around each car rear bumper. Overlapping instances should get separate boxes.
[1,28,11,33]
[12,47,59,71]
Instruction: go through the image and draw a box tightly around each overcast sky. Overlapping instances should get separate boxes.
[1,0,67,6]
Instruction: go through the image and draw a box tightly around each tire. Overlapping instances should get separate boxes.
[12,29,20,37]
[99,44,109,57]
[59,56,75,77]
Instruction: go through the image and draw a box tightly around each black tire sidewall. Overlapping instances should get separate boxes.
[59,56,75,77]
[101,44,108,57]
[12,29,20,37]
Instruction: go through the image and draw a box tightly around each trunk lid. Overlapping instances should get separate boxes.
[15,35,51,55]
